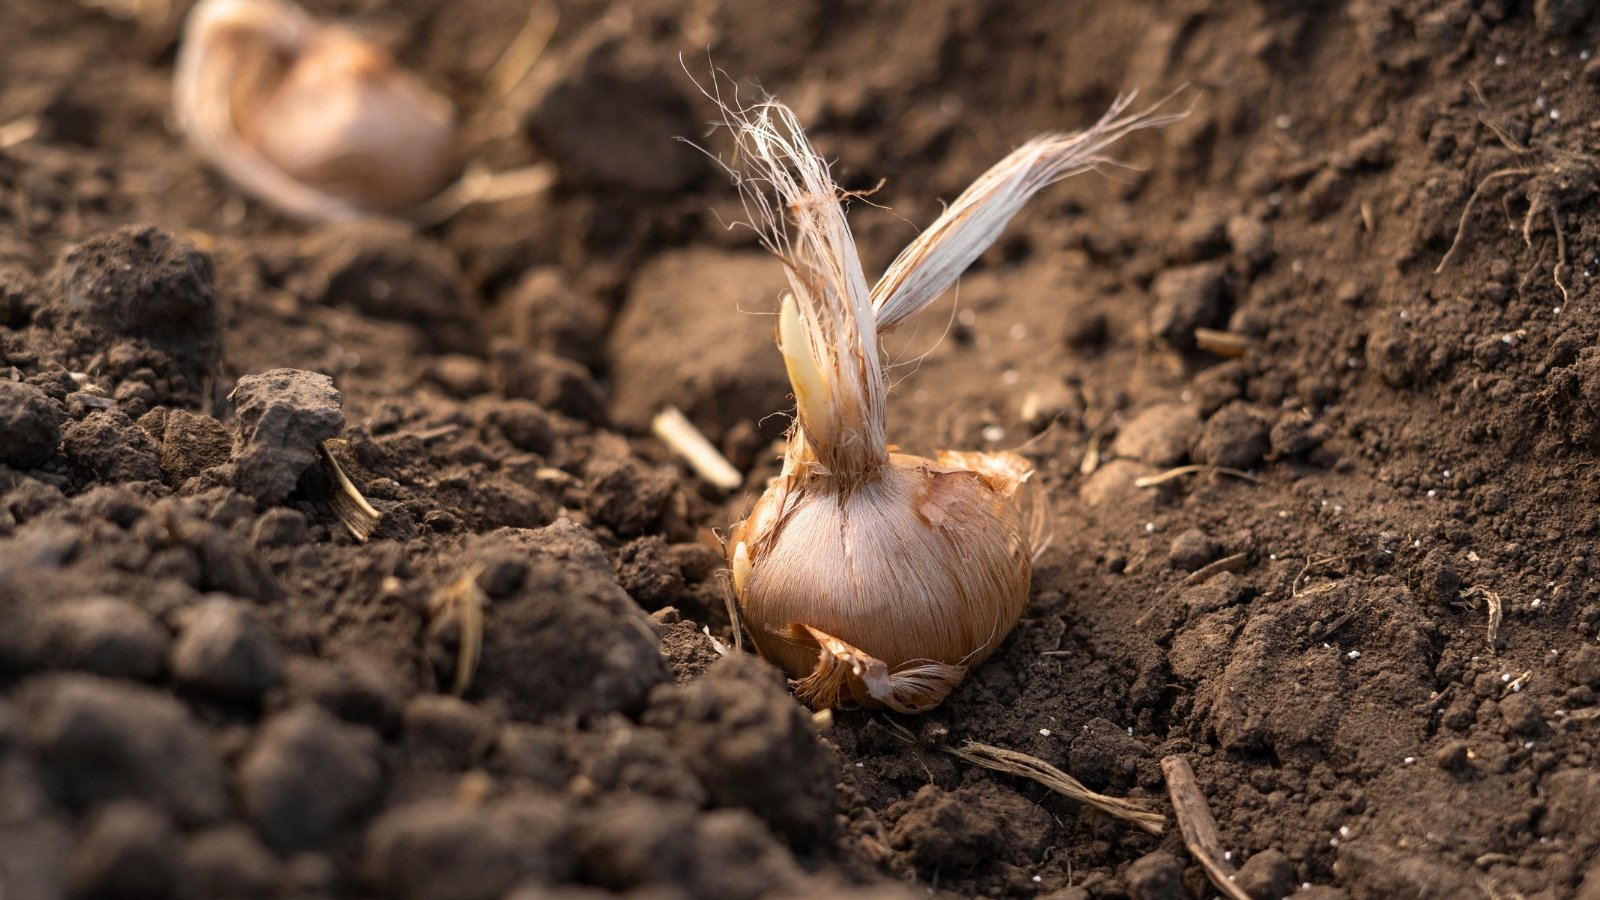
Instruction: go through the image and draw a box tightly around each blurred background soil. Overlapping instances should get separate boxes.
[3,0,1600,898]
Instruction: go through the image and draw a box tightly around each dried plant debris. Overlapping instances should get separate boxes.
[318,440,382,542]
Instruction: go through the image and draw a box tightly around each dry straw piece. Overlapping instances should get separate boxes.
[174,0,496,222]
[716,87,1182,712]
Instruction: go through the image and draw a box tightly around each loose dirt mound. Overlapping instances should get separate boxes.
[3,0,1600,898]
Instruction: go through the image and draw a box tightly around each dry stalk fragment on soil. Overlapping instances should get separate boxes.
[429,568,487,698]
[317,440,382,542]
[1162,755,1253,900]
[712,85,1184,711]
[887,722,1165,834]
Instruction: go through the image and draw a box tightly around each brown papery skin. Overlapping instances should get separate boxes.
[730,452,1030,692]
[245,31,456,212]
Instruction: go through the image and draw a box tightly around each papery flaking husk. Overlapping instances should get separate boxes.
[717,87,1180,711]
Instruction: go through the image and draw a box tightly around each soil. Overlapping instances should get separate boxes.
[2,0,1600,898]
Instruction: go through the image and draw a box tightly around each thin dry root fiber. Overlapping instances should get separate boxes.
[887,722,1166,834]
[715,86,1183,711]
[652,406,742,491]
[319,440,382,542]
[1162,755,1252,900]
[429,568,486,698]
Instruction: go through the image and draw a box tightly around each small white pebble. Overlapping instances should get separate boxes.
[1347,650,1361,661]
[1145,522,1156,533]
[855,762,864,768]
[1347,356,1360,369]
[1268,191,1283,206]
[1501,334,1514,344]
[1001,369,1019,385]
[1330,838,1340,847]
[1532,598,1543,609]
[957,309,977,327]
[1495,54,1506,65]
[982,425,1005,443]
[1340,826,1350,837]
[1502,673,1512,682]
[1413,539,1422,547]
[1426,490,1437,498]
[1443,469,1452,478]
[1524,740,1535,749]
[1126,727,1133,736]
[1270,553,1279,561]
[1404,756,1415,764]
[1278,510,1289,518]
[1551,109,1561,121]
[1009,322,1029,341]
[1291,259,1305,274]
[1513,682,1524,693]
[1039,728,1052,737]
[1224,850,1233,861]
[1032,876,1042,884]
[1180,389,1193,402]
[1555,306,1563,315]
[1275,114,1292,130]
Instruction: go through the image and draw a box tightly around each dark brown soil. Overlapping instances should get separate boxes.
[3,0,1600,898]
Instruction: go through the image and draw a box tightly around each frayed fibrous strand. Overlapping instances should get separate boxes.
[871,93,1188,331]
[713,88,1183,480]
[716,99,887,481]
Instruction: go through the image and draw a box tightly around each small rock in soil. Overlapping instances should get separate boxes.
[583,434,678,538]
[365,792,575,900]
[63,410,162,484]
[1334,842,1477,899]
[401,694,497,771]
[1226,214,1274,268]
[490,343,606,424]
[1498,691,1543,735]
[48,226,219,402]
[20,673,228,824]
[607,249,789,438]
[448,522,667,721]
[1365,323,1428,388]
[184,826,282,900]
[238,704,381,852]
[1124,850,1186,900]
[1111,403,1197,467]
[282,654,406,737]
[1149,262,1226,350]
[888,781,1052,873]
[0,381,64,469]
[65,800,187,900]
[169,598,283,700]
[1412,547,1459,606]
[490,267,609,368]
[143,407,231,488]
[1193,401,1271,469]
[45,596,168,680]
[1568,644,1600,688]
[1167,527,1220,571]
[570,715,707,805]
[1235,848,1295,900]
[229,368,344,506]
[613,535,685,610]
[576,799,802,900]
[1067,717,1151,789]
[250,507,309,548]
[298,221,484,354]
[1269,411,1326,457]
[472,398,558,455]
[643,653,836,847]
